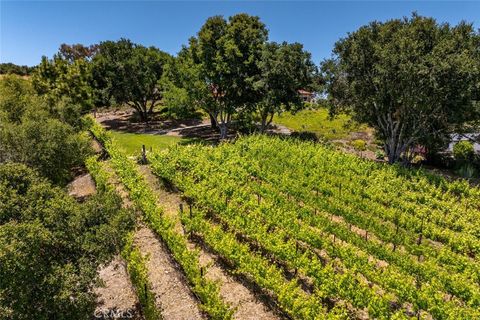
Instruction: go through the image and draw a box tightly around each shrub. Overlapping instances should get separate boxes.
[0,163,134,319]
[161,84,198,119]
[457,163,477,179]
[0,113,92,184]
[350,139,366,151]
[375,149,385,160]
[290,131,319,142]
[453,141,475,162]
[0,75,34,123]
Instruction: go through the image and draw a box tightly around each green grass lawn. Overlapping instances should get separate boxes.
[110,131,191,155]
[274,108,367,140]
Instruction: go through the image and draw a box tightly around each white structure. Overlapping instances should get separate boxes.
[447,133,480,153]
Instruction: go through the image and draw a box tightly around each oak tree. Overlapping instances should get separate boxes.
[91,39,171,122]
[255,42,316,132]
[322,14,480,163]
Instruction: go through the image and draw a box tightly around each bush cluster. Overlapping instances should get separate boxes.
[0,163,135,319]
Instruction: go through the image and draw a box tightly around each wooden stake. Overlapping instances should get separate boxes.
[141,145,147,164]
[417,233,423,246]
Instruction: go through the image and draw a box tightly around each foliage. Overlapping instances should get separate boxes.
[87,155,160,319]
[91,39,171,121]
[254,42,317,131]
[1,72,94,184]
[457,163,477,179]
[0,107,92,184]
[0,163,134,319]
[274,108,366,140]
[160,82,198,119]
[32,54,94,112]
[453,141,477,178]
[88,119,234,319]
[289,131,319,142]
[122,234,160,320]
[150,135,480,319]
[322,13,480,164]
[57,43,98,62]
[0,75,35,123]
[161,47,216,124]
[453,141,475,162]
[375,149,386,160]
[159,58,200,119]
[187,14,268,138]
[0,63,35,76]
[350,139,366,151]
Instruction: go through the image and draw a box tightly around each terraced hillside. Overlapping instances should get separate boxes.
[90,119,480,319]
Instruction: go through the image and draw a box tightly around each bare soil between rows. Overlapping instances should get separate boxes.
[137,165,281,320]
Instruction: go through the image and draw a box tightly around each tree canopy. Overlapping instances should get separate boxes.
[255,41,317,131]
[0,63,35,76]
[171,14,317,138]
[32,54,94,112]
[189,14,268,138]
[91,39,171,121]
[322,14,480,163]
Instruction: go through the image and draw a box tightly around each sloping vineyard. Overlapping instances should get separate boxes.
[149,135,480,320]
[89,119,234,319]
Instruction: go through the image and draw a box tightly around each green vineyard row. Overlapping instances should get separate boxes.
[88,119,234,319]
[149,135,480,319]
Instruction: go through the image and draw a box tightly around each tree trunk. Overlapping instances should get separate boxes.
[260,112,274,133]
[209,114,218,130]
[378,113,418,165]
[138,108,149,123]
[260,113,268,133]
[385,140,409,164]
[129,102,150,123]
[147,99,157,117]
[385,144,400,164]
[219,123,228,140]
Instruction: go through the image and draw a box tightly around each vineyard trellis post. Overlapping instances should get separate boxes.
[141,145,147,164]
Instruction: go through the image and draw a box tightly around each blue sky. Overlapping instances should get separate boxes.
[1,1,479,66]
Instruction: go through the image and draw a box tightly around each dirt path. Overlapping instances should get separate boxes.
[133,226,204,320]
[94,256,142,319]
[104,162,205,320]
[138,165,280,320]
[96,110,291,142]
